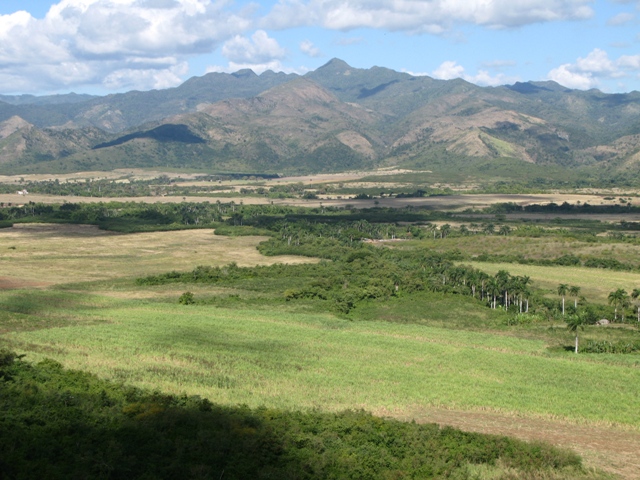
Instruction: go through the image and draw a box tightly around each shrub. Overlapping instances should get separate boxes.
[178,291,195,305]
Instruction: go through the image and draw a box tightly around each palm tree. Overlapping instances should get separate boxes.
[608,288,629,322]
[513,275,531,313]
[569,285,581,309]
[566,314,586,354]
[483,223,495,235]
[495,270,512,309]
[486,278,499,309]
[557,284,569,316]
[632,288,640,322]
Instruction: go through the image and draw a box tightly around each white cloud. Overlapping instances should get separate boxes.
[547,64,597,89]
[206,30,319,76]
[104,62,189,90]
[469,70,520,87]
[547,49,640,90]
[574,48,617,75]
[618,54,640,69]
[222,30,286,64]
[262,0,594,32]
[432,61,465,80]
[607,12,635,26]
[300,39,322,57]
[0,0,253,93]
[431,61,520,86]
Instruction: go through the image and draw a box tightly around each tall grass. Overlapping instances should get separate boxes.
[3,295,639,428]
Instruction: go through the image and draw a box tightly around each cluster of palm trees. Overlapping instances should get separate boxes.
[438,266,532,313]
[556,284,581,315]
[563,285,640,354]
[607,288,640,322]
[429,223,512,239]
[557,284,640,322]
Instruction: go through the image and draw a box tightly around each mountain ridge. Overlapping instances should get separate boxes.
[2,59,640,178]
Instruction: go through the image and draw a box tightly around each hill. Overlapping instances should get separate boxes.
[2,59,640,178]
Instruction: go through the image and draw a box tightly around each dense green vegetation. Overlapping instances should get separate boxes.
[0,350,589,479]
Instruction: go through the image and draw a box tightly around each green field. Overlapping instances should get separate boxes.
[2,290,639,428]
[3,203,640,478]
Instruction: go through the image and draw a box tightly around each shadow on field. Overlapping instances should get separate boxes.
[148,324,294,359]
[6,223,119,238]
[0,352,587,480]
[0,291,113,333]
[0,291,104,315]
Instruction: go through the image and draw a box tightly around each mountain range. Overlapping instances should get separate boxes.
[2,58,640,178]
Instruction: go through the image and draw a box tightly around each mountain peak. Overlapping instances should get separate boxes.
[317,58,353,72]
[232,69,258,78]
[0,115,33,140]
[507,81,570,94]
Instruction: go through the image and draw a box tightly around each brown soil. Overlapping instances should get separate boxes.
[386,407,640,479]
[0,276,50,290]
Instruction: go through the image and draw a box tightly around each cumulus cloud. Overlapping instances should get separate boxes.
[262,0,594,32]
[547,64,597,89]
[431,61,520,86]
[300,39,322,57]
[432,61,465,80]
[547,49,640,90]
[0,0,253,93]
[203,30,295,75]
[222,30,286,64]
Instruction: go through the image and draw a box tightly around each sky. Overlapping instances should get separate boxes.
[1,0,640,96]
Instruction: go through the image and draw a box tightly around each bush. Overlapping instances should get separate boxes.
[582,340,640,354]
[505,313,545,326]
[178,291,195,305]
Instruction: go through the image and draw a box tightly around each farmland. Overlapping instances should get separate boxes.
[2,188,640,478]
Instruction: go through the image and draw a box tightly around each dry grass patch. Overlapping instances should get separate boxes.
[0,224,316,286]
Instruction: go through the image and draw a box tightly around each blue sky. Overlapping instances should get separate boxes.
[1,0,639,95]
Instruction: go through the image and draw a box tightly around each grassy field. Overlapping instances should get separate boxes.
[2,218,640,477]
[2,291,639,429]
[0,224,315,285]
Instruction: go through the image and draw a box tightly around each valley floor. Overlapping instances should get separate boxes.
[2,208,640,478]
